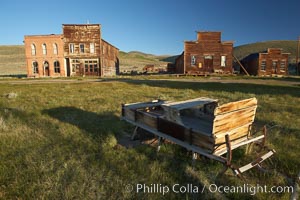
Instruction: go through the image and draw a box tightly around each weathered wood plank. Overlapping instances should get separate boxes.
[136,111,159,130]
[123,100,166,110]
[213,106,256,134]
[121,117,227,163]
[214,98,257,115]
[214,123,251,144]
[162,97,217,111]
[123,108,135,122]
[214,136,249,155]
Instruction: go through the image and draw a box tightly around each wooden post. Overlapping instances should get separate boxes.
[296,36,300,75]
[157,137,162,152]
[192,151,197,168]
[233,55,250,76]
[225,134,232,166]
[131,126,139,140]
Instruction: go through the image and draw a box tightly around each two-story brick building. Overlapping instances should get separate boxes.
[173,31,234,75]
[24,24,119,77]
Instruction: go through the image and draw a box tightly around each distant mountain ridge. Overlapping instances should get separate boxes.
[233,40,298,62]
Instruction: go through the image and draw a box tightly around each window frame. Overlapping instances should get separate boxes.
[90,43,95,54]
[69,43,75,54]
[280,60,286,71]
[260,60,266,71]
[32,61,38,74]
[79,43,85,53]
[53,43,58,55]
[191,55,196,66]
[31,44,36,56]
[54,61,60,73]
[221,55,226,67]
[42,43,47,55]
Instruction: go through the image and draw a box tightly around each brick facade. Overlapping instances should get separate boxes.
[24,24,119,77]
[174,32,233,75]
[24,34,65,77]
[241,48,289,76]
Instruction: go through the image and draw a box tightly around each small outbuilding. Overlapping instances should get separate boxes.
[241,48,289,76]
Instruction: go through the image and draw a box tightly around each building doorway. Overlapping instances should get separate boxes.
[204,56,213,73]
[66,58,71,76]
[44,61,50,76]
[272,61,278,74]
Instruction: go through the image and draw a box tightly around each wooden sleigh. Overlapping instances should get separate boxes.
[121,97,275,178]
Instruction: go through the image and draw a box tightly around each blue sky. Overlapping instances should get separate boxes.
[1,0,299,55]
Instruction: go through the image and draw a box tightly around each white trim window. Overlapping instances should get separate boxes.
[69,43,75,54]
[90,43,95,54]
[191,55,196,66]
[221,55,226,67]
[31,44,36,55]
[42,43,47,55]
[53,43,58,55]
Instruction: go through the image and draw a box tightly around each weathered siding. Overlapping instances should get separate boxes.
[63,24,101,76]
[101,39,119,76]
[175,32,233,74]
[175,53,184,74]
[25,24,119,78]
[63,24,101,58]
[242,48,289,76]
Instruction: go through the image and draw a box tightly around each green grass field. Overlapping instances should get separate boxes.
[0,77,299,199]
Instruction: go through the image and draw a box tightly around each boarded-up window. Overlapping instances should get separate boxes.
[32,61,38,73]
[191,55,196,66]
[42,43,47,55]
[80,44,85,53]
[261,60,266,71]
[90,43,95,54]
[69,44,74,53]
[280,60,286,71]
[221,55,226,67]
[31,44,36,55]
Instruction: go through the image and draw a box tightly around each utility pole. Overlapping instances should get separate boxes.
[296,36,300,75]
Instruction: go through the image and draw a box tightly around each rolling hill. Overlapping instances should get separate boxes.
[0,45,26,75]
[0,40,298,75]
[233,40,298,62]
[118,51,170,73]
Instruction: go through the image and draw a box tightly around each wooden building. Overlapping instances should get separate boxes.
[24,24,119,77]
[143,64,155,72]
[241,48,289,76]
[173,32,234,74]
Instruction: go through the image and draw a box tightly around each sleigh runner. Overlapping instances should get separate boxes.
[121,97,275,177]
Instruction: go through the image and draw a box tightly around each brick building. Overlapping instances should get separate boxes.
[173,31,234,75]
[24,24,119,77]
[241,48,289,76]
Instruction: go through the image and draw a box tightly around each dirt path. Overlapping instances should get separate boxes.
[0,77,299,86]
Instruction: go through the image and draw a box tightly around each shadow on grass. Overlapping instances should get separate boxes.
[110,78,300,98]
[42,106,121,139]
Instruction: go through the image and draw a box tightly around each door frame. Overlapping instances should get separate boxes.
[43,61,50,76]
